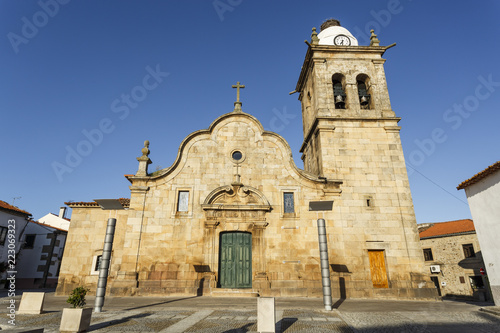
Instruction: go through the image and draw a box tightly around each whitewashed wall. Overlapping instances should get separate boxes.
[464,170,500,305]
[38,213,70,231]
[0,211,30,265]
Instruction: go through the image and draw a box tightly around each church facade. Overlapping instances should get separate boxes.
[57,20,437,299]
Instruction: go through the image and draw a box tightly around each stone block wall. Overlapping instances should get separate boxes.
[56,112,437,300]
[421,233,490,300]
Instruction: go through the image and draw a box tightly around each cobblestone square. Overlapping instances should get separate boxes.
[1,293,499,332]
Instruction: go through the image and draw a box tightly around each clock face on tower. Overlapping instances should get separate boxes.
[334,34,351,46]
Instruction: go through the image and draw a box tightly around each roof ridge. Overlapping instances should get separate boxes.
[0,200,32,216]
[65,198,130,208]
[419,219,475,239]
[30,220,68,232]
[458,161,500,190]
[424,218,473,224]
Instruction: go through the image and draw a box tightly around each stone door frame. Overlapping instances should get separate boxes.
[202,182,271,288]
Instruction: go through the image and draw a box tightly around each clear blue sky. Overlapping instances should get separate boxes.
[1,0,499,223]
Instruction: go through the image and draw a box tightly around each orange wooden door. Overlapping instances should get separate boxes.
[368,250,389,288]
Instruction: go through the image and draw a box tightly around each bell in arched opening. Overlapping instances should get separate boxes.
[333,81,346,109]
[357,81,371,109]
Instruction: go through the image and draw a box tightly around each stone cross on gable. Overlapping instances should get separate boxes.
[232,81,245,112]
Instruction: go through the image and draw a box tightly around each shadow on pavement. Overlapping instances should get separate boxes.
[88,312,152,331]
[40,310,59,314]
[332,276,347,309]
[442,296,494,307]
[222,322,254,333]
[123,295,200,311]
[477,310,500,321]
[279,317,298,332]
[333,298,346,309]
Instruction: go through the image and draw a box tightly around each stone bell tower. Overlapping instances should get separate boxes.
[294,19,436,298]
[296,19,399,179]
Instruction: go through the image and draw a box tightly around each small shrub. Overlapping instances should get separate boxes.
[67,286,90,308]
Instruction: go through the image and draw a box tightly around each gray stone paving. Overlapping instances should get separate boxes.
[3,308,500,333]
[3,310,193,332]
[339,310,500,333]
[1,294,499,332]
[280,309,352,333]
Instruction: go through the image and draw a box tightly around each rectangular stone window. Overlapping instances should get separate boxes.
[94,255,102,272]
[0,226,7,246]
[423,248,433,261]
[459,276,465,284]
[24,234,36,249]
[462,243,475,258]
[365,195,374,209]
[91,254,110,275]
[177,191,189,212]
[283,192,295,214]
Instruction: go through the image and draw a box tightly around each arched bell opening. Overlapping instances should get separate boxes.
[356,74,373,110]
[332,73,347,109]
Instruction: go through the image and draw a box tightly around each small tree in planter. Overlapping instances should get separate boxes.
[67,286,89,308]
[60,287,93,333]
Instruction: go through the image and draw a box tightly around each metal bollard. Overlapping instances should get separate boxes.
[94,218,116,312]
[317,218,332,310]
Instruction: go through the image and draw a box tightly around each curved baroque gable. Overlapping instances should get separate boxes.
[135,112,325,185]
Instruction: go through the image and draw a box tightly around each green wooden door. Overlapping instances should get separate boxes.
[219,232,252,288]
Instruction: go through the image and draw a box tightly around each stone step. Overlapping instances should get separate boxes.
[211,288,259,297]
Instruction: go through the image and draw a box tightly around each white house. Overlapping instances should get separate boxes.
[38,207,70,231]
[16,220,67,289]
[0,200,32,288]
[458,161,500,305]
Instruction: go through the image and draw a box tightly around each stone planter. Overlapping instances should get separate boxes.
[60,307,92,333]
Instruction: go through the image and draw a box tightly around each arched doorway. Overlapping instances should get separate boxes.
[218,231,252,288]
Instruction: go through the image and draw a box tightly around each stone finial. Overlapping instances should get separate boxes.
[311,27,319,45]
[136,140,152,177]
[141,140,150,157]
[370,29,380,46]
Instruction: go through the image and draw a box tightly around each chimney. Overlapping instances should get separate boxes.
[59,207,66,219]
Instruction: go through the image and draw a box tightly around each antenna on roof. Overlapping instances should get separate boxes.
[12,197,21,205]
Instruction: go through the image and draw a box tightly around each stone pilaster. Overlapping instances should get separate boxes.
[108,185,150,295]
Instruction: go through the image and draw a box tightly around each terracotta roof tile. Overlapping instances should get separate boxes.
[65,198,130,208]
[457,161,500,190]
[419,219,475,239]
[0,200,32,216]
[124,174,134,184]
